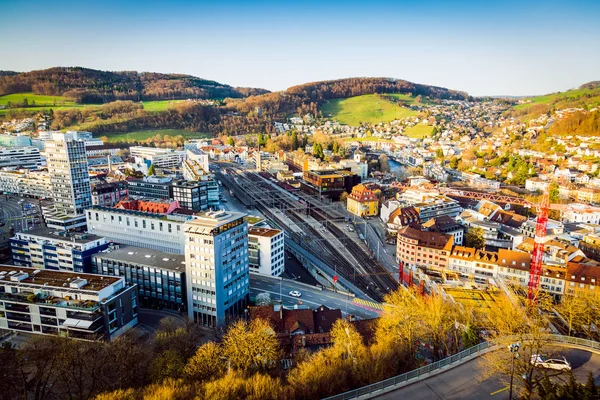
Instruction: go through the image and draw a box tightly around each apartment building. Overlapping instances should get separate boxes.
[0,169,51,198]
[422,216,464,245]
[248,227,285,276]
[566,257,600,295]
[0,146,42,169]
[92,245,186,311]
[396,226,453,269]
[346,184,379,218]
[580,234,600,262]
[10,228,109,273]
[91,181,128,207]
[184,211,249,327]
[562,205,600,225]
[183,149,210,181]
[0,264,138,341]
[86,207,191,254]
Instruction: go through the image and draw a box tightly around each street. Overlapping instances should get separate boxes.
[250,274,381,320]
[376,347,600,400]
[0,195,42,233]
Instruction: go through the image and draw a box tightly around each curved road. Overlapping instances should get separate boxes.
[376,347,600,399]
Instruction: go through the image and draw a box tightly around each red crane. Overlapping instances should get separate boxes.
[528,191,549,302]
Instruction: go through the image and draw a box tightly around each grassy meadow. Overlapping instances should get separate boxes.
[321,94,418,126]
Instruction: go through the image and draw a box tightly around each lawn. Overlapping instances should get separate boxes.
[403,124,435,139]
[384,93,433,106]
[101,129,210,143]
[321,94,418,126]
[444,288,502,311]
[0,92,78,107]
[142,100,183,112]
[513,87,600,111]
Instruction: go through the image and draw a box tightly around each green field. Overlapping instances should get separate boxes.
[0,92,79,107]
[403,124,435,139]
[383,93,433,106]
[101,129,210,143]
[141,100,183,112]
[321,94,418,126]
[513,87,600,111]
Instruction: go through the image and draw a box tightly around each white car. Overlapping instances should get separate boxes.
[530,354,571,371]
[289,291,302,298]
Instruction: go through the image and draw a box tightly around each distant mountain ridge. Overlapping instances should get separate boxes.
[0,67,270,103]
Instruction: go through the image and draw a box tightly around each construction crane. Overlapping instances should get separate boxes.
[435,186,600,303]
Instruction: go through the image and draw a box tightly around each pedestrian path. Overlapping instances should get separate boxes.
[353,298,384,310]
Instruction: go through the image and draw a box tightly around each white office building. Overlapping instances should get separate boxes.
[184,211,249,327]
[248,227,285,276]
[130,146,187,169]
[86,207,191,254]
[0,169,51,198]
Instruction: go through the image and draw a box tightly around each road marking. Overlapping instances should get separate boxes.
[353,298,384,310]
[490,386,509,396]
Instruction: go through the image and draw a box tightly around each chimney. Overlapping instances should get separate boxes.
[279,302,283,320]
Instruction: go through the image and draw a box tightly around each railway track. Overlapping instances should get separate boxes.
[227,169,397,301]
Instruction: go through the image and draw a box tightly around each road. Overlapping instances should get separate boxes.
[250,274,381,320]
[376,347,600,400]
[0,196,41,233]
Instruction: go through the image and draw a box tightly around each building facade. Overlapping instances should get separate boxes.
[396,226,453,269]
[0,264,138,341]
[248,227,285,276]
[130,146,187,169]
[127,176,172,199]
[0,146,42,170]
[10,228,109,273]
[91,181,128,207]
[346,184,379,218]
[0,169,51,198]
[171,180,209,211]
[86,207,189,254]
[92,245,186,311]
[184,211,249,327]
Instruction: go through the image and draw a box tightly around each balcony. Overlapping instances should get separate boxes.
[5,312,31,322]
[0,292,100,311]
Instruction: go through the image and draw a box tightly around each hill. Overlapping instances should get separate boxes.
[321,94,418,125]
[0,67,269,103]
[230,77,468,119]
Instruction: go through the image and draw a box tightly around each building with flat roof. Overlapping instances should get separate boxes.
[92,245,186,311]
[11,228,110,273]
[0,169,51,199]
[127,176,172,199]
[91,181,128,207]
[130,146,187,169]
[248,227,285,276]
[86,206,191,254]
[184,210,249,327]
[44,132,92,230]
[171,180,209,211]
[0,146,42,170]
[0,264,138,341]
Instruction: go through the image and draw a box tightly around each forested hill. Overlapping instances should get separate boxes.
[0,67,270,103]
[229,77,470,117]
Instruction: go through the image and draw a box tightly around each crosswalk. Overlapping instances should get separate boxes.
[353,298,384,310]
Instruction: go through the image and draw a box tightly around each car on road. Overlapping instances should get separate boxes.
[359,233,365,240]
[530,354,571,371]
[347,225,355,232]
[288,291,302,297]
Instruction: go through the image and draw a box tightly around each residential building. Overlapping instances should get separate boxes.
[248,227,285,276]
[127,176,172,199]
[0,264,138,341]
[565,257,600,295]
[525,177,550,192]
[385,206,421,236]
[562,205,600,225]
[0,169,51,198]
[380,200,400,225]
[412,196,462,221]
[92,245,186,311]
[574,188,600,204]
[0,134,32,147]
[580,234,600,262]
[396,226,453,269]
[130,146,187,169]
[91,181,128,207]
[182,149,210,181]
[0,146,42,170]
[44,132,92,230]
[346,184,379,218]
[114,198,181,214]
[11,228,109,273]
[521,218,564,238]
[171,180,209,211]
[86,206,191,254]
[422,215,464,245]
[184,211,249,327]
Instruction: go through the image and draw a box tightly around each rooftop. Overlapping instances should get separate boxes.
[398,226,453,250]
[0,264,120,292]
[93,245,185,272]
[248,227,282,238]
[14,228,105,245]
[185,210,246,234]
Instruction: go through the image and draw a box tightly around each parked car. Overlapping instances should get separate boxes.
[530,355,571,371]
[288,291,302,298]
[347,226,355,232]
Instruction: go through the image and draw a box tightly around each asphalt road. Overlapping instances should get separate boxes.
[0,197,41,233]
[376,347,600,400]
[250,274,381,320]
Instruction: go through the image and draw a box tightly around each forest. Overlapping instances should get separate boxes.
[0,67,269,103]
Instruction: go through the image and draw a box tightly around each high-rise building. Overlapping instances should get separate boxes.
[44,132,92,230]
[248,227,285,276]
[184,211,249,327]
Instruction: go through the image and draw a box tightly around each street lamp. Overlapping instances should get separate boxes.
[508,342,521,400]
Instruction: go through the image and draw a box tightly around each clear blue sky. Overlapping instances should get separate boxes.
[1,0,599,96]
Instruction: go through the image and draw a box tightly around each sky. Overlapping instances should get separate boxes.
[1,0,599,96]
